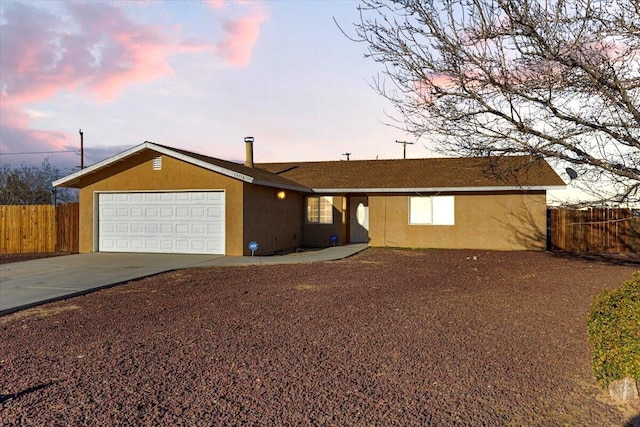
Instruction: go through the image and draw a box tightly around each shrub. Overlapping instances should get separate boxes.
[587,272,640,387]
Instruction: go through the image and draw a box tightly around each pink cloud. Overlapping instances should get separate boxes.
[0,2,176,106]
[1,2,268,106]
[69,1,176,100]
[0,1,268,166]
[217,9,267,67]
[0,104,76,167]
[0,105,69,152]
[207,0,226,10]
[0,103,129,169]
[0,2,180,165]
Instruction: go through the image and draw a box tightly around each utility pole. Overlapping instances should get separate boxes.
[79,129,84,169]
[396,140,414,159]
[342,152,351,161]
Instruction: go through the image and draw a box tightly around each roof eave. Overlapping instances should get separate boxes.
[251,179,311,193]
[53,142,151,187]
[53,142,256,188]
[310,185,566,193]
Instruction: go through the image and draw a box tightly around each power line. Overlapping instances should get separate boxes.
[0,150,78,155]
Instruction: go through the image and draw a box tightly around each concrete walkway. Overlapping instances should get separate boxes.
[0,244,368,315]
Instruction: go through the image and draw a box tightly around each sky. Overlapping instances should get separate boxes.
[0,0,574,202]
[0,0,417,168]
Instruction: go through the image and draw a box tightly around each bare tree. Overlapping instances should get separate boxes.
[0,159,77,205]
[352,0,640,204]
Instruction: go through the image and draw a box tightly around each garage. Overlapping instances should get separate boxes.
[97,191,225,254]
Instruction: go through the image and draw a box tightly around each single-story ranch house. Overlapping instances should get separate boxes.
[53,141,565,256]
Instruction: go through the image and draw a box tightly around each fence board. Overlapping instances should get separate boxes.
[1,204,78,254]
[56,203,79,253]
[549,207,640,255]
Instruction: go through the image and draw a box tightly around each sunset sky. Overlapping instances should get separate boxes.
[0,0,572,201]
[0,1,418,169]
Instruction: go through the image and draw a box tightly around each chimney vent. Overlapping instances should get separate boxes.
[244,136,254,168]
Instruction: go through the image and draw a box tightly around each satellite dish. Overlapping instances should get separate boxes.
[566,167,578,180]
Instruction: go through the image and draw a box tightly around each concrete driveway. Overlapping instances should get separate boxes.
[0,253,225,315]
[0,244,368,315]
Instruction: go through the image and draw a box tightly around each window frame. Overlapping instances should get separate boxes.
[306,195,334,224]
[409,195,455,225]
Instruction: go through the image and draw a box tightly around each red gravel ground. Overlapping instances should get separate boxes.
[0,253,71,265]
[1,248,639,426]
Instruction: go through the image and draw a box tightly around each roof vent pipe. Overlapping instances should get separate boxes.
[244,136,254,168]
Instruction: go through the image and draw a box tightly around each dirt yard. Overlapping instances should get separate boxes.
[0,252,71,265]
[1,248,639,426]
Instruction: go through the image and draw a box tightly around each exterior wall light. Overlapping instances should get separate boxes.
[276,190,286,200]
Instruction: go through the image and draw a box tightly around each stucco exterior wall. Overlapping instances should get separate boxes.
[76,152,245,255]
[302,195,347,247]
[368,192,548,250]
[242,185,303,255]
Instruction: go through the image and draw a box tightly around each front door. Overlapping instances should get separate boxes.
[349,196,369,243]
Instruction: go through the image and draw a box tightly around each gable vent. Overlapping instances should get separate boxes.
[152,156,162,171]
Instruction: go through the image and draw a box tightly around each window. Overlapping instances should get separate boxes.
[409,197,433,224]
[409,196,455,225]
[306,196,333,224]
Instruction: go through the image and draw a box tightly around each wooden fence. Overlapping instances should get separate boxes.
[2,204,638,255]
[548,207,640,254]
[56,203,79,253]
[0,204,79,254]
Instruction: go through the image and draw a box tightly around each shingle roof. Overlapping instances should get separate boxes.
[53,142,311,191]
[255,156,565,191]
[53,141,565,192]
[166,144,565,190]
[157,144,311,191]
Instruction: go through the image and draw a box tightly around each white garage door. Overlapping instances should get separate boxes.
[98,191,225,254]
